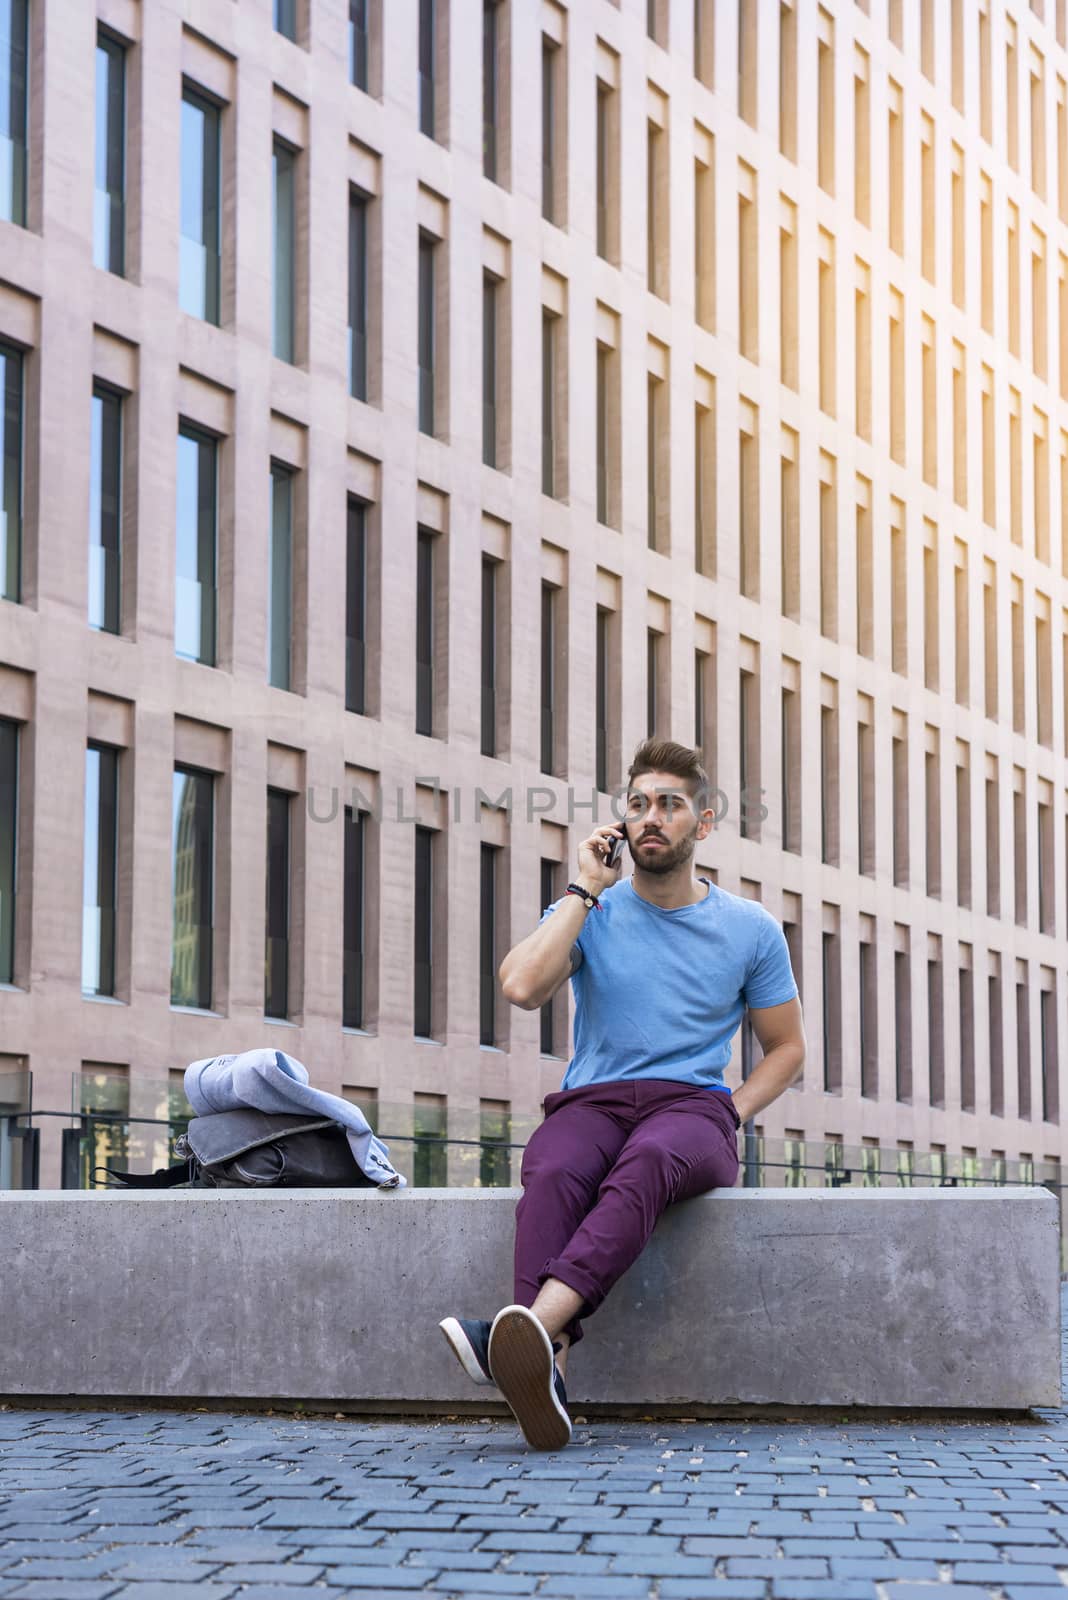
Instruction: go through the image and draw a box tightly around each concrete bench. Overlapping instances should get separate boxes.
[0,1187,1059,1413]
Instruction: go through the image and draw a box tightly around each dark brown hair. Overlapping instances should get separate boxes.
[625,739,710,805]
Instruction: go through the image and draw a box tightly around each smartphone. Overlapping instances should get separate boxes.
[605,824,627,870]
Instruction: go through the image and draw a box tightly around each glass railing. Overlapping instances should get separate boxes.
[2,1077,1065,1265]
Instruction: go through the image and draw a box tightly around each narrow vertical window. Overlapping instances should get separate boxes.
[0,719,15,984]
[647,375,658,550]
[265,788,290,1020]
[857,714,875,876]
[179,88,221,324]
[925,739,941,898]
[959,960,978,1113]
[171,766,213,1011]
[927,956,944,1107]
[986,768,1000,915]
[539,857,562,1053]
[694,0,713,88]
[695,392,715,577]
[345,497,366,714]
[350,0,369,91]
[175,425,217,667]
[822,930,842,1092]
[738,664,759,838]
[817,9,835,195]
[819,471,837,640]
[419,0,436,138]
[418,233,435,436]
[781,684,800,852]
[738,166,758,361]
[854,49,870,224]
[1017,979,1031,1119]
[648,630,662,739]
[348,189,368,401]
[988,971,1003,1115]
[481,557,496,757]
[859,939,877,1097]
[274,0,298,40]
[1041,987,1058,1123]
[739,414,759,599]
[268,463,292,691]
[482,272,497,468]
[541,309,555,497]
[483,0,498,182]
[596,83,609,259]
[541,38,556,222]
[94,31,126,276]
[779,2,797,160]
[820,701,839,864]
[272,139,296,364]
[82,745,118,998]
[413,825,433,1037]
[541,583,555,774]
[342,806,365,1028]
[89,385,122,635]
[0,342,21,604]
[596,611,609,793]
[888,85,903,255]
[0,0,28,227]
[892,727,909,884]
[480,843,498,1046]
[596,344,608,525]
[647,119,668,300]
[415,528,434,737]
[694,146,714,331]
[738,0,757,128]
[894,948,912,1102]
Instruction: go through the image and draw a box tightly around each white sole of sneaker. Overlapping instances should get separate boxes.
[488,1304,572,1452]
[438,1317,493,1386]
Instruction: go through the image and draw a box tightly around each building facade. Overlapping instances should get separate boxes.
[1,0,1067,1192]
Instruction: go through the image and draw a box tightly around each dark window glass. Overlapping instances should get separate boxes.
[0,0,28,228]
[483,0,498,180]
[265,788,290,1019]
[894,949,912,1101]
[82,744,118,998]
[349,190,368,401]
[416,528,434,736]
[171,767,213,1010]
[268,463,292,690]
[89,385,122,633]
[418,234,435,434]
[647,374,658,547]
[647,629,658,739]
[0,718,17,984]
[346,498,366,714]
[1041,987,1058,1123]
[596,345,608,523]
[94,32,125,275]
[596,84,608,258]
[959,966,975,1112]
[539,858,559,1054]
[273,139,296,363]
[419,0,435,137]
[350,0,369,90]
[859,940,877,1097]
[541,38,555,220]
[414,824,433,1036]
[1,342,23,604]
[179,88,221,324]
[342,806,365,1028]
[696,649,706,759]
[482,274,497,467]
[821,930,841,1091]
[596,611,608,793]
[274,0,297,41]
[481,558,496,757]
[1017,980,1031,1119]
[175,425,217,665]
[480,843,497,1046]
[540,584,554,774]
[541,311,554,496]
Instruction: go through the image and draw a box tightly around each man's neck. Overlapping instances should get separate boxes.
[630,873,709,910]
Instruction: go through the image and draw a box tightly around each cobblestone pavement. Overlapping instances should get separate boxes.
[2,1294,1068,1600]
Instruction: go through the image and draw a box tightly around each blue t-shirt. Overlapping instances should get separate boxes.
[538,877,799,1094]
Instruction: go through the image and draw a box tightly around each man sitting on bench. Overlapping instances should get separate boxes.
[440,738,806,1450]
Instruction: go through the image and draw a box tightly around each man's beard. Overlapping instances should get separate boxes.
[631,828,697,874]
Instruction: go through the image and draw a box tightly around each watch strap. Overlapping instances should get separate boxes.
[565,881,602,910]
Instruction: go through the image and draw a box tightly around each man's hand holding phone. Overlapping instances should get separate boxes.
[575,823,627,896]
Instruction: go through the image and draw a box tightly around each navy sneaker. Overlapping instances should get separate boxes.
[487,1304,572,1451]
[439,1316,493,1386]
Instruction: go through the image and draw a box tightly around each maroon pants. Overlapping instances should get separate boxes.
[512,1077,741,1348]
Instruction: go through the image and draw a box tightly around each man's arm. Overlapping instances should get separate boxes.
[730,997,806,1124]
[498,886,594,1010]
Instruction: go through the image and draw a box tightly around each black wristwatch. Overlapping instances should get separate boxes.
[565,881,601,911]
